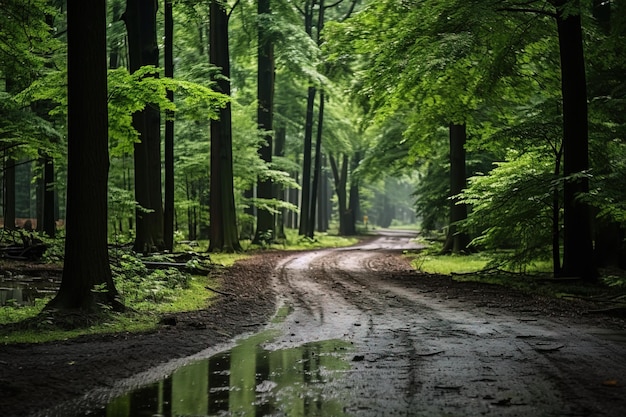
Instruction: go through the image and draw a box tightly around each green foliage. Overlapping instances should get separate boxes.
[111,254,191,305]
[459,152,557,270]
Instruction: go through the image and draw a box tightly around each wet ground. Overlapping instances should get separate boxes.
[3,230,626,416]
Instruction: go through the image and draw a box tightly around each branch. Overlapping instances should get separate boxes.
[227,0,241,22]
[341,0,359,21]
[325,0,345,9]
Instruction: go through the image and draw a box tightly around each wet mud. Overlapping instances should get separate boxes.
[3,230,626,416]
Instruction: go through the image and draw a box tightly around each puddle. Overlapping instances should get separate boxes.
[80,333,352,417]
[0,275,58,306]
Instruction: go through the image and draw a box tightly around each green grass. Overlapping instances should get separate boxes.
[0,274,219,345]
[241,228,359,251]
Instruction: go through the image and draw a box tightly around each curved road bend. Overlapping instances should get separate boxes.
[268,229,626,416]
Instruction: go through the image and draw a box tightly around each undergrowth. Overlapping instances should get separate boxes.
[410,242,626,300]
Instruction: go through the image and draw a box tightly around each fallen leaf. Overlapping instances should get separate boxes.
[602,379,619,387]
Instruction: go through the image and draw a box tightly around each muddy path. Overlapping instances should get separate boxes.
[3,230,626,416]
[268,230,626,416]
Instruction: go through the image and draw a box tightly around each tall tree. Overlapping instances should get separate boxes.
[253,0,276,244]
[551,0,597,280]
[209,0,242,252]
[47,0,121,311]
[442,123,470,253]
[164,0,175,251]
[124,0,165,253]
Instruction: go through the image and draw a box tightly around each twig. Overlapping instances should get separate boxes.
[205,286,236,297]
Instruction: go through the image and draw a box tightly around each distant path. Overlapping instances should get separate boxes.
[269,229,626,416]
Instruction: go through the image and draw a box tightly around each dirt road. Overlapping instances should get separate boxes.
[267,230,626,416]
[4,230,626,416]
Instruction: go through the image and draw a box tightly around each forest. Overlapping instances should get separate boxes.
[0,0,625,315]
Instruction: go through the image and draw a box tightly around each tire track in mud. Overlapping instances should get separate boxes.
[271,232,626,416]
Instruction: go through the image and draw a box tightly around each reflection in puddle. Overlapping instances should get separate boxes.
[83,335,351,417]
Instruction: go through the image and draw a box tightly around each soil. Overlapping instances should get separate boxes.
[1,232,626,417]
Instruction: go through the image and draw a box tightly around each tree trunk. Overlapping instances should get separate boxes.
[299,86,316,236]
[253,0,275,244]
[208,1,241,252]
[554,2,597,280]
[442,123,470,254]
[345,151,361,236]
[308,90,325,238]
[47,0,120,312]
[317,154,329,233]
[274,126,287,239]
[329,154,349,236]
[552,148,562,276]
[4,156,16,230]
[125,0,164,254]
[42,156,55,237]
[164,0,175,251]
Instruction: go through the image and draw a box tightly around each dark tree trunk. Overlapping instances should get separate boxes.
[299,86,316,236]
[42,156,55,237]
[253,0,275,244]
[274,126,287,239]
[329,154,349,236]
[208,0,241,252]
[317,154,329,233]
[125,0,164,254]
[345,151,361,236]
[4,156,16,230]
[47,0,120,312]
[554,2,597,280]
[164,0,175,251]
[308,90,325,238]
[442,123,470,254]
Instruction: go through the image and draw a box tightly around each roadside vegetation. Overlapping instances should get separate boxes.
[0,231,357,345]
[410,235,626,307]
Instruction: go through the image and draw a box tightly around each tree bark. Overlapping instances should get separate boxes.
[274,126,287,239]
[346,151,361,236]
[209,0,241,252]
[4,156,16,230]
[164,0,175,251]
[47,0,120,312]
[329,154,349,236]
[299,86,316,236]
[442,123,470,254]
[253,0,276,244]
[554,1,597,280]
[42,156,55,237]
[308,90,325,238]
[125,0,165,254]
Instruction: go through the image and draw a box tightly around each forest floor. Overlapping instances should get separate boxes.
[2,231,626,416]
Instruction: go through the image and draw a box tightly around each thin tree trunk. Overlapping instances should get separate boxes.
[4,156,16,230]
[308,90,325,238]
[329,154,349,236]
[253,0,275,244]
[164,0,175,251]
[42,156,55,237]
[274,126,287,239]
[299,86,316,236]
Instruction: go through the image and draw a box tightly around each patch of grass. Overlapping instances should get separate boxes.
[210,253,249,267]
[412,252,491,275]
[242,228,359,251]
[0,274,219,345]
